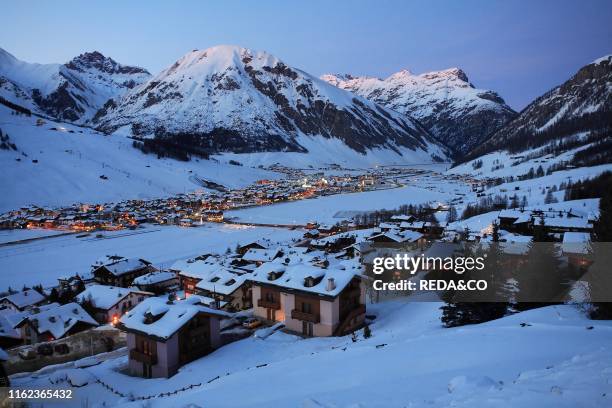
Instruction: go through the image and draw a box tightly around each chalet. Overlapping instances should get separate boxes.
[241,247,282,266]
[15,303,98,344]
[176,258,224,295]
[250,260,366,337]
[178,259,251,310]
[119,296,229,378]
[236,240,268,256]
[76,285,153,324]
[92,256,156,287]
[0,289,46,312]
[498,210,532,234]
[133,270,179,293]
[194,268,252,311]
[367,229,424,244]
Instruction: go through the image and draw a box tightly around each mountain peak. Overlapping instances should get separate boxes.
[66,51,149,75]
[420,67,469,83]
[386,69,414,81]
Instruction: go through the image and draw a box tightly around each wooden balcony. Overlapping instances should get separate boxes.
[257,298,280,310]
[129,349,158,365]
[291,309,321,323]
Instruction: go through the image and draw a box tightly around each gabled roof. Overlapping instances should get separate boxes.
[18,303,98,339]
[133,270,177,286]
[93,257,152,276]
[1,289,45,309]
[76,285,152,310]
[120,296,229,341]
[195,268,249,295]
[242,247,281,263]
[250,258,363,298]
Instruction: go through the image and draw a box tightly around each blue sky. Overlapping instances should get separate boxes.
[1,0,611,110]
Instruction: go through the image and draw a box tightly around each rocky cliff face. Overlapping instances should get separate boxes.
[322,68,516,157]
[0,48,150,123]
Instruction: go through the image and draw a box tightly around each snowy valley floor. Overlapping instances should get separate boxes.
[10,301,612,407]
[0,224,303,289]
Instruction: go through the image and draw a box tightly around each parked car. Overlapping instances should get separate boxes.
[242,317,262,329]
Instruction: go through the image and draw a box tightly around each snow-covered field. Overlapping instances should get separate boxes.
[0,224,302,290]
[0,228,66,244]
[227,185,452,225]
[11,301,612,407]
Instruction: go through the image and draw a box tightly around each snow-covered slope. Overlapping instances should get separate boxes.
[321,68,516,156]
[466,54,612,160]
[0,48,150,123]
[11,301,612,407]
[0,105,279,212]
[96,45,450,162]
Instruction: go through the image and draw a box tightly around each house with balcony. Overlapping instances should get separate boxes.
[250,260,366,337]
[119,296,229,378]
[92,256,156,288]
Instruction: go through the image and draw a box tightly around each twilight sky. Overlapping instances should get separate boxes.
[1,0,611,110]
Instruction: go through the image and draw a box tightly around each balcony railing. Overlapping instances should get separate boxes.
[129,349,158,365]
[257,298,280,309]
[291,309,321,323]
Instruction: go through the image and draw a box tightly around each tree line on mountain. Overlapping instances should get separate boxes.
[460,194,528,220]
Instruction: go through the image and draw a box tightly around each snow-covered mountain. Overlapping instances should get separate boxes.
[466,55,612,161]
[321,68,516,156]
[96,45,450,161]
[0,48,150,123]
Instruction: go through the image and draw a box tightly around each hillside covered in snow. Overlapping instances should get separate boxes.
[0,105,279,212]
[464,55,612,163]
[322,68,516,156]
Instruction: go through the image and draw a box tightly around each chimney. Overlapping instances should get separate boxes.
[326,278,336,291]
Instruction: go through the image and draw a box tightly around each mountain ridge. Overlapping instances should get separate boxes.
[321,67,517,156]
[95,45,450,161]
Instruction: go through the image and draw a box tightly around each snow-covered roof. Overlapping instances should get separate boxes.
[1,289,45,309]
[562,232,591,254]
[310,228,376,247]
[76,285,151,310]
[120,296,229,341]
[541,217,592,229]
[368,229,423,243]
[195,268,249,295]
[23,303,98,339]
[133,270,177,286]
[242,248,281,262]
[178,259,225,280]
[250,258,363,297]
[93,257,152,276]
